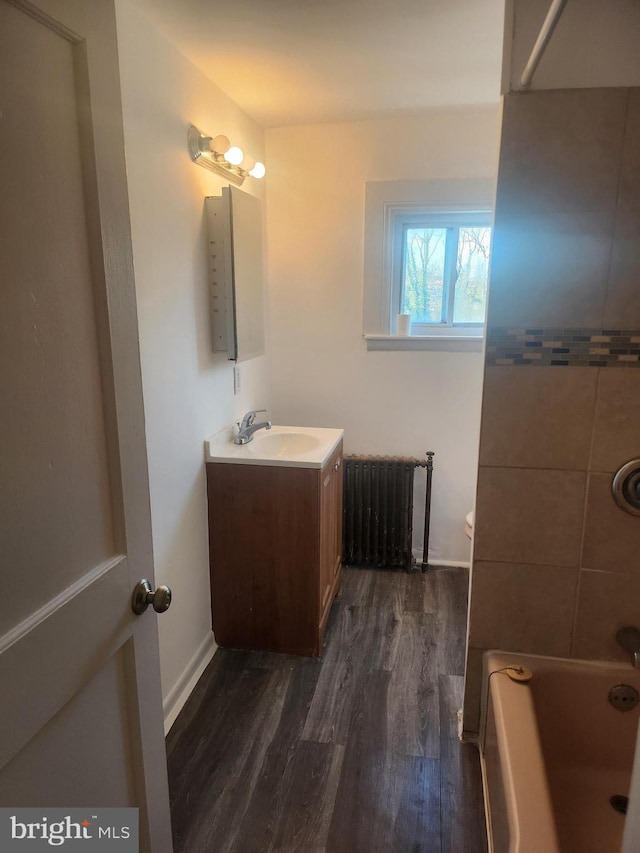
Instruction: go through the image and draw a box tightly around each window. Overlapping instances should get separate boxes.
[362,179,495,352]
[393,211,492,336]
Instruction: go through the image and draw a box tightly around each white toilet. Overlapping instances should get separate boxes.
[464,510,474,540]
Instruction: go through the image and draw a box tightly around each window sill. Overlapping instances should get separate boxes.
[364,334,484,353]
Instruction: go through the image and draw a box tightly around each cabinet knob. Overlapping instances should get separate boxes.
[334,458,342,471]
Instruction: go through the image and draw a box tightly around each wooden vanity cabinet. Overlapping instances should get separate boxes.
[206,439,343,656]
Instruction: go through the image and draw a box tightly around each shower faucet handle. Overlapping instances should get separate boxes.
[617,626,640,669]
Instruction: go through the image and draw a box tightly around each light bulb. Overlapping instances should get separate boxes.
[225,146,244,166]
[249,161,266,179]
[209,134,230,155]
[242,155,256,172]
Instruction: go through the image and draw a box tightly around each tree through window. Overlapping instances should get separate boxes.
[396,213,492,332]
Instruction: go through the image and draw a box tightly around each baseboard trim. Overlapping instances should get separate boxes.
[412,546,471,570]
[427,558,471,569]
[163,632,217,735]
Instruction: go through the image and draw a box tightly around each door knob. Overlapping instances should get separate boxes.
[132,579,172,615]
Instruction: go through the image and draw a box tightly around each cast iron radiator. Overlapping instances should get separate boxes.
[342,453,434,572]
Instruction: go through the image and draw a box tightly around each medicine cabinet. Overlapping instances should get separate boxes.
[205,186,266,362]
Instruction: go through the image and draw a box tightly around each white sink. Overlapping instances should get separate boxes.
[249,431,322,457]
[205,424,344,469]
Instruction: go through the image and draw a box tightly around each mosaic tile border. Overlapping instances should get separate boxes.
[486,328,640,368]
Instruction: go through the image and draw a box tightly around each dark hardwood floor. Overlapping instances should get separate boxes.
[166,567,487,853]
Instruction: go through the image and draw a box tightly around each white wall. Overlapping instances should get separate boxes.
[115,1,269,729]
[265,109,500,565]
[504,0,640,92]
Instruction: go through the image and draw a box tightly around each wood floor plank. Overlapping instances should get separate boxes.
[304,574,414,745]
[171,665,290,853]
[328,754,438,853]
[245,649,322,671]
[301,603,370,744]
[387,613,440,758]
[205,667,293,853]
[338,566,376,607]
[326,672,440,853]
[325,670,404,853]
[370,569,407,612]
[169,661,265,850]
[435,568,469,676]
[356,571,407,671]
[271,741,345,852]
[362,597,405,673]
[230,661,324,852]
[403,569,439,614]
[167,650,255,824]
[392,756,441,853]
[166,649,250,760]
[439,674,488,853]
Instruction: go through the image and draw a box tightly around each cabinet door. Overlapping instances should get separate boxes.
[319,461,334,618]
[331,448,343,580]
[318,443,343,623]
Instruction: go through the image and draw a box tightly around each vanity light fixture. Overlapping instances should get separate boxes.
[187,125,266,185]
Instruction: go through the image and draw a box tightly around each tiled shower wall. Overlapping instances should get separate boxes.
[464,87,640,734]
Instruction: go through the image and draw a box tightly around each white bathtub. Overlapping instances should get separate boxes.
[479,651,640,853]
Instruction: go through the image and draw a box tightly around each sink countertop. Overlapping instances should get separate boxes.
[205,424,344,469]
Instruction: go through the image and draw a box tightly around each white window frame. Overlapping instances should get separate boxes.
[362,179,495,352]
[392,209,492,337]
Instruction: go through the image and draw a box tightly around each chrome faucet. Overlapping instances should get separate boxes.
[234,409,272,445]
[617,626,640,669]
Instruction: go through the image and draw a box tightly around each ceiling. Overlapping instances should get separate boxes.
[132,0,505,127]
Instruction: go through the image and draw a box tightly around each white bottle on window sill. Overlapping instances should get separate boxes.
[397,313,411,336]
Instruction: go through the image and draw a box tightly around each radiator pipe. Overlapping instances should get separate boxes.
[421,452,435,572]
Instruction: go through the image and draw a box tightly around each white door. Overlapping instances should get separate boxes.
[0,1,173,850]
